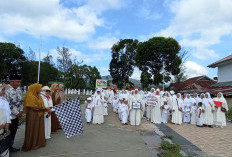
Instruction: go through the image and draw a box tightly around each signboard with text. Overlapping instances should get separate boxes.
[96,79,107,88]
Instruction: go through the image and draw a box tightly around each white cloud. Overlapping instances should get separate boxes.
[100,67,110,76]
[183,61,208,78]
[157,0,232,60]
[130,67,142,80]
[88,36,118,50]
[47,48,111,64]
[0,0,122,42]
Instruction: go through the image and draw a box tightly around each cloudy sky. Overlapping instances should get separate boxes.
[1,0,232,80]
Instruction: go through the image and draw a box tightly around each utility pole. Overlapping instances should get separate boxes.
[37,36,42,83]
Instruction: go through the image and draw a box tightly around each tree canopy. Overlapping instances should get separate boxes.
[109,39,138,89]
[0,42,26,82]
[135,37,182,86]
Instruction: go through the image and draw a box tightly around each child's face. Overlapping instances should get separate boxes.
[120,100,123,103]
[124,101,128,104]
[87,100,91,103]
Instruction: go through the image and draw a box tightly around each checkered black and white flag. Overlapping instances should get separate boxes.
[53,98,84,138]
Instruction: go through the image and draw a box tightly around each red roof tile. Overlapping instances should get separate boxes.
[171,75,216,90]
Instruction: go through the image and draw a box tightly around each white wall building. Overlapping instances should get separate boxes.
[208,54,232,83]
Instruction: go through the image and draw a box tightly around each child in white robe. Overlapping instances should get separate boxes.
[85,97,93,123]
[118,98,124,120]
[112,96,119,113]
[190,103,197,125]
[197,102,204,127]
[118,99,129,125]
[161,99,170,124]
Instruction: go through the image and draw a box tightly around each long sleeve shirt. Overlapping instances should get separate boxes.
[4,85,23,119]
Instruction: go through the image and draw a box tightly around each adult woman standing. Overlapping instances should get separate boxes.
[41,86,53,139]
[50,83,61,133]
[213,92,228,128]
[22,83,49,151]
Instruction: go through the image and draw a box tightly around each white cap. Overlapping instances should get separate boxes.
[87,97,92,101]
[41,86,50,91]
[170,90,175,95]
[96,88,101,92]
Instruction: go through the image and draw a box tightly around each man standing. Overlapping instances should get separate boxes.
[5,74,22,152]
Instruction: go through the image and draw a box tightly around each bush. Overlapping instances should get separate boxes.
[226,107,232,121]
[160,140,183,157]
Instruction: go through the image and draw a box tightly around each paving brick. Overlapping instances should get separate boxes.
[166,123,232,157]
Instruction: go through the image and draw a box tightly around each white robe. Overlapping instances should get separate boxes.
[197,107,204,126]
[151,95,162,124]
[129,94,143,126]
[161,104,170,123]
[118,103,129,124]
[85,102,93,123]
[171,98,183,125]
[112,99,119,113]
[0,109,10,157]
[213,97,228,127]
[183,98,192,123]
[92,95,104,124]
[203,98,214,125]
[190,105,197,125]
[41,94,53,139]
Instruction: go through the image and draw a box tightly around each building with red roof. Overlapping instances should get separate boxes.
[170,75,216,94]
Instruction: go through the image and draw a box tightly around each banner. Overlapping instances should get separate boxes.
[146,95,157,106]
[96,79,107,88]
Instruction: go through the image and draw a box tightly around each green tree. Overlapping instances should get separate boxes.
[57,46,72,75]
[21,61,59,86]
[88,66,101,89]
[135,37,182,86]
[0,42,26,82]
[140,71,152,90]
[109,39,138,89]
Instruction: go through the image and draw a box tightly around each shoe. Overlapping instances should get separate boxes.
[9,147,20,152]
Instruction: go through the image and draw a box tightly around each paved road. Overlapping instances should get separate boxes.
[11,104,158,157]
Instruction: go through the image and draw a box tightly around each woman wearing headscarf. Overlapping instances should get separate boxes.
[22,83,49,151]
[213,92,228,128]
[0,85,11,157]
[50,83,61,133]
[172,93,183,125]
[183,94,192,123]
[40,86,53,139]
[58,84,67,103]
[203,93,214,127]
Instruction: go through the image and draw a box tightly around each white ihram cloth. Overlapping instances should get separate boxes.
[118,103,129,124]
[129,94,143,126]
[41,93,53,139]
[112,99,119,113]
[92,95,104,124]
[171,97,183,125]
[151,95,162,124]
[213,93,228,127]
[190,105,197,125]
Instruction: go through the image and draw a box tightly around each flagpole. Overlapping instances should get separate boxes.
[37,36,42,83]
[162,61,164,91]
